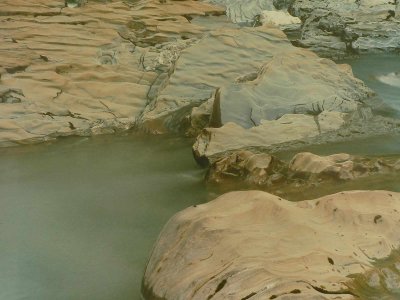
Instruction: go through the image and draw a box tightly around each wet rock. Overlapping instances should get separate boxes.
[207,150,285,185]
[142,190,400,299]
[207,151,400,199]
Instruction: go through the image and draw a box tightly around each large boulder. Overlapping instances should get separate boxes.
[143,190,400,299]
[138,26,295,134]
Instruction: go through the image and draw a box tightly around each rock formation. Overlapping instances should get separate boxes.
[143,190,400,299]
[289,0,400,58]
[0,0,223,146]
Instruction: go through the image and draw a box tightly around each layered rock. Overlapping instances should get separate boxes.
[0,0,224,146]
[207,150,400,194]
[139,23,382,137]
[290,0,400,58]
[138,26,296,133]
[142,190,400,299]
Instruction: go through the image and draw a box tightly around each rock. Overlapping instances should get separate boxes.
[207,150,285,185]
[193,112,347,163]
[289,0,400,58]
[206,150,400,199]
[217,51,372,128]
[0,0,224,146]
[260,10,301,29]
[289,152,355,180]
[204,0,277,25]
[142,190,400,299]
[138,26,295,134]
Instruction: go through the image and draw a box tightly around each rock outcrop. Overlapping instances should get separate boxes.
[289,0,400,58]
[207,150,400,195]
[143,190,400,299]
[0,0,224,146]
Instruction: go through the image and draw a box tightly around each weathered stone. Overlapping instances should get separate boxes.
[289,152,355,180]
[138,26,295,134]
[289,0,400,58]
[193,112,347,163]
[0,0,224,146]
[143,190,400,299]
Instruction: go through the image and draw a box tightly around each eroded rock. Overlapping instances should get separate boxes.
[290,0,400,58]
[143,190,400,299]
[0,0,224,146]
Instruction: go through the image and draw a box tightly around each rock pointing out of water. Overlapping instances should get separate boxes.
[142,190,400,299]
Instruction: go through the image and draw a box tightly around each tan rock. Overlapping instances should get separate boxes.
[0,0,224,146]
[289,152,354,180]
[143,190,400,299]
[193,112,347,163]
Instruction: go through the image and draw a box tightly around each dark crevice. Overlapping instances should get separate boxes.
[241,292,257,299]
[207,279,227,300]
[5,65,28,74]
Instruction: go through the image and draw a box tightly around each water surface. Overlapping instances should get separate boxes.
[0,134,209,300]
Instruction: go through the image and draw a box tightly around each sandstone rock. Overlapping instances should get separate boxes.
[138,26,295,134]
[207,150,285,185]
[0,0,224,146]
[193,112,347,163]
[143,190,400,299]
[217,51,372,128]
[289,152,355,180]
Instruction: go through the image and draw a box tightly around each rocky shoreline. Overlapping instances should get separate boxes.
[1,0,400,299]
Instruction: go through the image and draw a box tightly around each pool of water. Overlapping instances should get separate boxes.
[0,134,210,300]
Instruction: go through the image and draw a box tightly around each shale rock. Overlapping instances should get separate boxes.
[143,190,400,299]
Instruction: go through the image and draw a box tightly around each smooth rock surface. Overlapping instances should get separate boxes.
[143,190,400,299]
[193,111,347,163]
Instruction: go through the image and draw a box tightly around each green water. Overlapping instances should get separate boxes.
[0,134,211,300]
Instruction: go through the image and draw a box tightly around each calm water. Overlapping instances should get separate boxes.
[0,134,210,300]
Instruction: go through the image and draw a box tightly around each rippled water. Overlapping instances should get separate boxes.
[0,134,210,300]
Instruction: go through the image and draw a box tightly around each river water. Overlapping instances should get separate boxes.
[0,134,210,300]
[0,55,399,300]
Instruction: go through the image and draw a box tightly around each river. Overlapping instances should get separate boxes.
[0,54,399,300]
